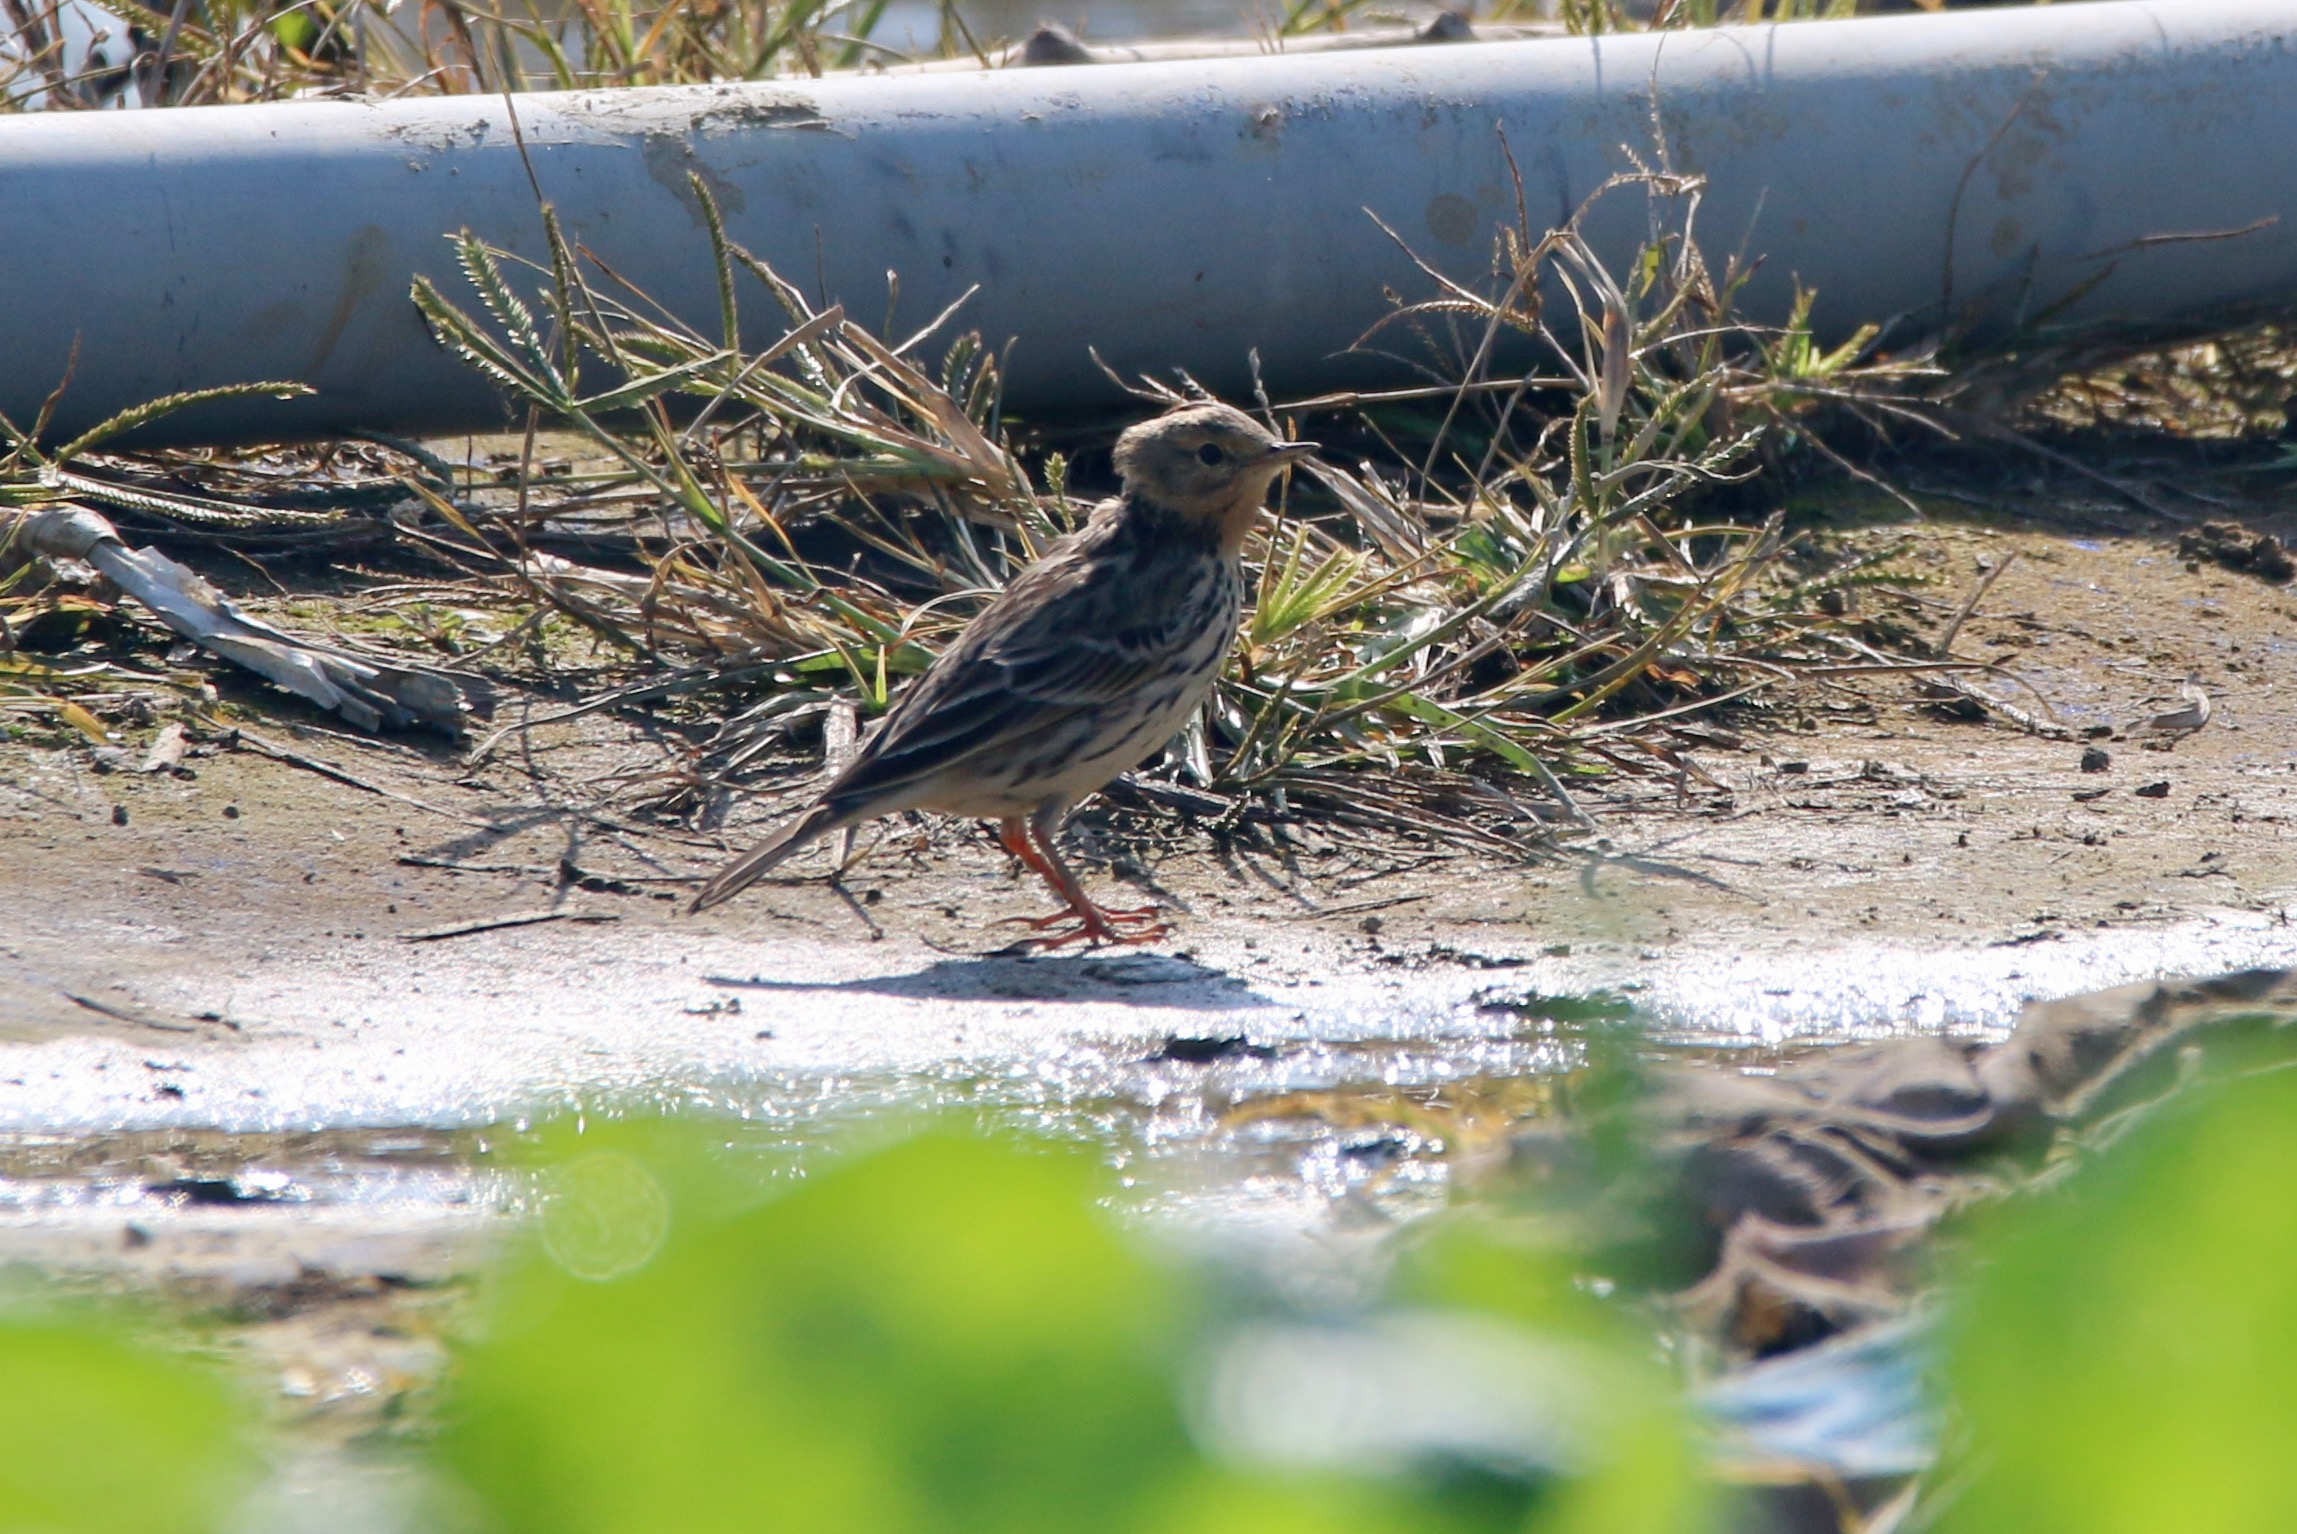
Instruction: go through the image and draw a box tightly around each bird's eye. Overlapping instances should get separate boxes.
[1196,443,1226,466]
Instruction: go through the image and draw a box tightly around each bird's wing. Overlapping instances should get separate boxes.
[820,533,1216,813]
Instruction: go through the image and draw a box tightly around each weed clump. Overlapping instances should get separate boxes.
[390,168,1940,854]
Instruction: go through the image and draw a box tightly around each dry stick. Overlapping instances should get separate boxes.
[1309,893,1433,920]
[1829,632,2070,723]
[1937,408,2195,523]
[1799,657,2023,679]
[400,909,622,942]
[1939,74,2042,327]
[2,0,71,99]
[1934,549,2017,659]
[2072,216,2281,265]
[231,728,496,828]
[400,853,557,876]
[397,853,689,883]
[142,0,195,104]
[62,990,199,1033]
[1572,676,1774,737]
[1928,673,2076,740]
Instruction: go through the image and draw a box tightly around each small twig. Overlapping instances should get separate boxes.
[399,909,621,942]
[1927,674,2076,739]
[62,990,199,1033]
[1935,549,2016,659]
[1937,408,2194,522]
[231,728,494,828]
[141,0,195,106]
[2074,216,2278,263]
[1307,893,1432,920]
[396,853,687,883]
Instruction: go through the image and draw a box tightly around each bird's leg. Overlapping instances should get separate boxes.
[1028,812,1164,933]
[995,818,1108,932]
[996,818,1061,886]
[996,812,1165,948]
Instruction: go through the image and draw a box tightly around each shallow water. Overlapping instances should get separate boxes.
[5,904,2292,1252]
[9,906,2279,1534]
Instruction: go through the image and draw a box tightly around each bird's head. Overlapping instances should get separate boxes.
[1111,401,1317,554]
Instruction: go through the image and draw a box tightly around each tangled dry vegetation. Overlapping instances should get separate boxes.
[373,171,1954,852]
[2020,325,2297,442]
[1,0,957,109]
[3,0,2046,112]
[4,162,2287,861]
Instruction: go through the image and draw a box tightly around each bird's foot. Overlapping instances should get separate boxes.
[999,900,1167,950]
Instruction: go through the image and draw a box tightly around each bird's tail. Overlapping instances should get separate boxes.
[686,801,848,914]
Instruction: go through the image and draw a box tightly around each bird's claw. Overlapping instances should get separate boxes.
[1002,904,1161,931]
[998,902,1167,950]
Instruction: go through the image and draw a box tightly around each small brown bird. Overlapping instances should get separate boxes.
[687,401,1316,945]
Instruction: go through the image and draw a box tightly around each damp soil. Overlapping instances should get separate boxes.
[5,494,2291,1029]
[2,477,2295,1467]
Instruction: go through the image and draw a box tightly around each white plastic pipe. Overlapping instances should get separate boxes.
[2,0,2293,445]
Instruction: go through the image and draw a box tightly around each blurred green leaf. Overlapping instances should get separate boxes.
[0,1316,255,1534]
[446,1122,1709,1534]
[1942,1065,2297,1533]
[446,1128,1197,1534]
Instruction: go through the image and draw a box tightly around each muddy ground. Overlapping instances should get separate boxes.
[7,489,2293,1029]
[2,466,2295,1473]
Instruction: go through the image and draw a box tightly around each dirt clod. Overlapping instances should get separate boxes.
[2177,522,2296,583]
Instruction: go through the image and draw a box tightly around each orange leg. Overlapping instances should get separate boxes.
[995,815,1165,949]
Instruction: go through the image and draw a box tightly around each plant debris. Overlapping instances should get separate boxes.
[2177,520,2296,583]
[15,504,466,734]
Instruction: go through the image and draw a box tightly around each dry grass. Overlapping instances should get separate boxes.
[2019,327,2297,441]
[26,128,2260,862]
[13,56,2249,853]
[1,0,967,110]
[376,169,1951,850]
[4,0,2051,112]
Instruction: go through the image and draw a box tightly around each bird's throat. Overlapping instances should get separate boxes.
[1218,482,1278,556]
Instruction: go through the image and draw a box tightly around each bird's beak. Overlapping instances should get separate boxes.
[1268,440,1319,464]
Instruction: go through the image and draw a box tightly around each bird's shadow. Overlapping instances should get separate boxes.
[702,951,1273,1010]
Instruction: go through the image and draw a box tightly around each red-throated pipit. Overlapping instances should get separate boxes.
[687,400,1315,945]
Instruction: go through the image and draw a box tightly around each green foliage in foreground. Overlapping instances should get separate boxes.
[16,1065,2297,1534]
[443,1125,1706,1534]
[1940,1062,2297,1534]
[0,1313,255,1534]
